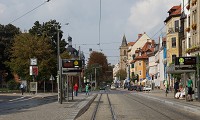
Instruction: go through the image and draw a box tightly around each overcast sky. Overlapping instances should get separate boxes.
[0,0,181,65]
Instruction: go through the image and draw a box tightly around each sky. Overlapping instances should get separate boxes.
[0,0,181,65]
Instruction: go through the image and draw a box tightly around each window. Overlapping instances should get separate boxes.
[188,38,191,48]
[124,50,126,55]
[139,61,141,66]
[174,20,179,32]
[131,63,134,68]
[171,37,176,48]
[139,71,142,76]
[172,55,176,63]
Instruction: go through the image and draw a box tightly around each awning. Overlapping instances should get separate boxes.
[166,65,196,74]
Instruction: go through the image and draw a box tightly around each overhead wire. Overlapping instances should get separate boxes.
[9,0,51,24]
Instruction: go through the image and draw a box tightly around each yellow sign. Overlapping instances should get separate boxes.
[74,60,79,66]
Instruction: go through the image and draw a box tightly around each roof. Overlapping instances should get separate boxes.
[164,5,181,23]
[121,34,127,46]
[128,42,135,46]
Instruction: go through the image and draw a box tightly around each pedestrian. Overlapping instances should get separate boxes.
[85,84,89,95]
[164,80,169,97]
[187,77,193,101]
[20,83,24,95]
[73,83,78,96]
[174,80,179,98]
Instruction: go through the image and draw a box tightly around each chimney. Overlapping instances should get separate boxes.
[138,34,142,39]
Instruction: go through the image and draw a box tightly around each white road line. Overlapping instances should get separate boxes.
[9,96,36,103]
[9,96,25,102]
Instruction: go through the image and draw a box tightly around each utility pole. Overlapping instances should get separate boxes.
[95,67,97,90]
[57,25,62,104]
[197,53,200,102]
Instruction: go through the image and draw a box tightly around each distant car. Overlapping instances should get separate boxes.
[136,85,143,91]
[128,85,137,91]
[111,84,116,90]
[99,86,106,90]
[143,85,152,91]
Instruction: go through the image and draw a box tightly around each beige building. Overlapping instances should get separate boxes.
[128,33,152,79]
[185,0,200,55]
[164,5,181,64]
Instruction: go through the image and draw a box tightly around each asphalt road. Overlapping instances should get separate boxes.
[0,94,57,116]
[77,89,200,120]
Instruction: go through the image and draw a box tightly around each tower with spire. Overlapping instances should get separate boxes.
[119,35,128,71]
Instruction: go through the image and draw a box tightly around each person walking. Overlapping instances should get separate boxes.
[187,77,193,101]
[73,83,78,96]
[164,80,169,97]
[85,84,89,95]
[174,80,179,98]
[20,83,24,95]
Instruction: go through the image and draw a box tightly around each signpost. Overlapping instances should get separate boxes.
[62,59,82,102]
[50,75,55,93]
[30,58,38,94]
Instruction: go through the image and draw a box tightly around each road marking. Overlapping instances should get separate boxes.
[9,96,35,103]
[9,96,25,102]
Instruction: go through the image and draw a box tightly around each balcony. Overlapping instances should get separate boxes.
[186,45,200,54]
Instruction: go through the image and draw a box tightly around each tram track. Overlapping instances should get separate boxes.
[91,93,117,120]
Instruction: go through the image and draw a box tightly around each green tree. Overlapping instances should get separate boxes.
[29,20,68,76]
[29,20,67,54]
[115,69,127,80]
[0,24,21,81]
[6,33,54,82]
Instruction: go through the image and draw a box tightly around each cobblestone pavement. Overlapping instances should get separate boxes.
[0,92,97,120]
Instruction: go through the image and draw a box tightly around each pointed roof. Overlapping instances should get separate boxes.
[121,35,127,46]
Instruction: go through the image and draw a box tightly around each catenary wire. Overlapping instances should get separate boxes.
[9,0,51,24]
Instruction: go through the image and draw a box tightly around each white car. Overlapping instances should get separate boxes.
[143,86,152,91]
[111,84,116,90]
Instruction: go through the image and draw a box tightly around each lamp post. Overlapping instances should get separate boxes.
[56,24,62,104]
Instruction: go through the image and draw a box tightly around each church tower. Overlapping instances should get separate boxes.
[119,35,128,71]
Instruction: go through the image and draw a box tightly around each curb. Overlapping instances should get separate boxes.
[66,94,98,120]
[136,93,200,115]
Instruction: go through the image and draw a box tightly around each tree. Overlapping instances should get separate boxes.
[29,20,67,54]
[115,69,127,81]
[0,24,21,81]
[6,33,54,82]
[29,20,68,77]
[85,51,109,84]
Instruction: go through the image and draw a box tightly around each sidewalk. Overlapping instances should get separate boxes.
[0,92,97,120]
[135,89,200,115]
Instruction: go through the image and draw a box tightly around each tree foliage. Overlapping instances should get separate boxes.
[29,20,67,54]
[0,24,21,81]
[115,69,127,80]
[6,33,54,81]
[85,51,109,83]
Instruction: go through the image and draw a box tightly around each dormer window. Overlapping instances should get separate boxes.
[139,52,142,56]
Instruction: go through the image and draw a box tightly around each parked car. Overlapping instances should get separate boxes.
[136,85,143,91]
[111,84,116,90]
[128,85,137,91]
[143,85,152,91]
[99,86,106,90]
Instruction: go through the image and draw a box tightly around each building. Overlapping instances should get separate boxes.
[132,40,155,83]
[119,35,128,71]
[128,32,152,82]
[164,5,181,65]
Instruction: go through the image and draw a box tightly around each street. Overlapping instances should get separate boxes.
[0,94,57,116]
[77,89,200,120]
